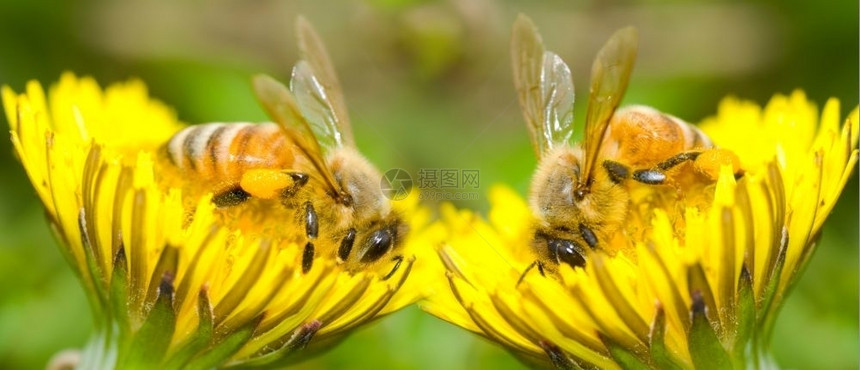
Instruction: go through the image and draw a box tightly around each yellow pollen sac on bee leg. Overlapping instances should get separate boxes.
[694,148,742,181]
[240,169,298,199]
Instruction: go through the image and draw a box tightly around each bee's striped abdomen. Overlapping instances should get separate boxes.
[669,115,713,150]
[165,122,294,184]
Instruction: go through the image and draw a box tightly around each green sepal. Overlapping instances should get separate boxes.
[600,334,650,370]
[687,263,721,333]
[537,339,585,370]
[77,205,109,310]
[146,245,178,309]
[109,247,131,351]
[732,266,755,368]
[80,146,110,302]
[183,313,265,370]
[756,227,788,338]
[119,273,177,370]
[161,288,215,370]
[47,211,98,312]
[648,305,685,370]
[232,320,322,367]
[687,292,732,370]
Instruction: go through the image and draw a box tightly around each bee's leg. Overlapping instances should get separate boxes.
[631,170,666,185]
[578,223,598,249]
[302,242,314,274]
[605,159,665,184]
[625,152,703,185]
[516,260,550,286]
[603,160,631,183]
[381,255,404,281]
[517,261,539,286]
[305,202,318,239]
[302,202,318,273]
[280,172,309,198]
[656,151,701,171]
[212,186,250,207]
[337,228,357,263]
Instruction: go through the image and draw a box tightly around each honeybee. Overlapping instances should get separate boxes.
[162,17,406,278]
[511,14,742,277]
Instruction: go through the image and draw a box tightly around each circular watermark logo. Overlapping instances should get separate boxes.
[381,168,413,200]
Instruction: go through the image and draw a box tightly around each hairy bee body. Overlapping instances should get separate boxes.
[158,17,407,280]
[530,106,731,262]
[512,15,741,277]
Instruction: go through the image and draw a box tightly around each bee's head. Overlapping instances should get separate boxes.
[327,148,408,272]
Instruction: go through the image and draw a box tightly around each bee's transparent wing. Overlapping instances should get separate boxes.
[581,27,638,183]
[252,74,344,199]
[541,52,575,148]
[511,14,575,159]
[290,16,355,153]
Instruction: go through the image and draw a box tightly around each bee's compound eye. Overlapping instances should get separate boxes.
[548,238,586,268]
[360,228,394,263]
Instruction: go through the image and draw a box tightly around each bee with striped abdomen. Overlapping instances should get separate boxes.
[511,14,742,279]
[161,17,406,279]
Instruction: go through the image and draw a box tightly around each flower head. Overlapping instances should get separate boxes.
[422,91,858,369]
[3,73,433,368]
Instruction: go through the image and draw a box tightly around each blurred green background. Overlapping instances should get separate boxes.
[0,0,856,369]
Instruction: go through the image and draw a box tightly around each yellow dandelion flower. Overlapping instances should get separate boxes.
[3,73,433,368]
[422,92,858,369]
